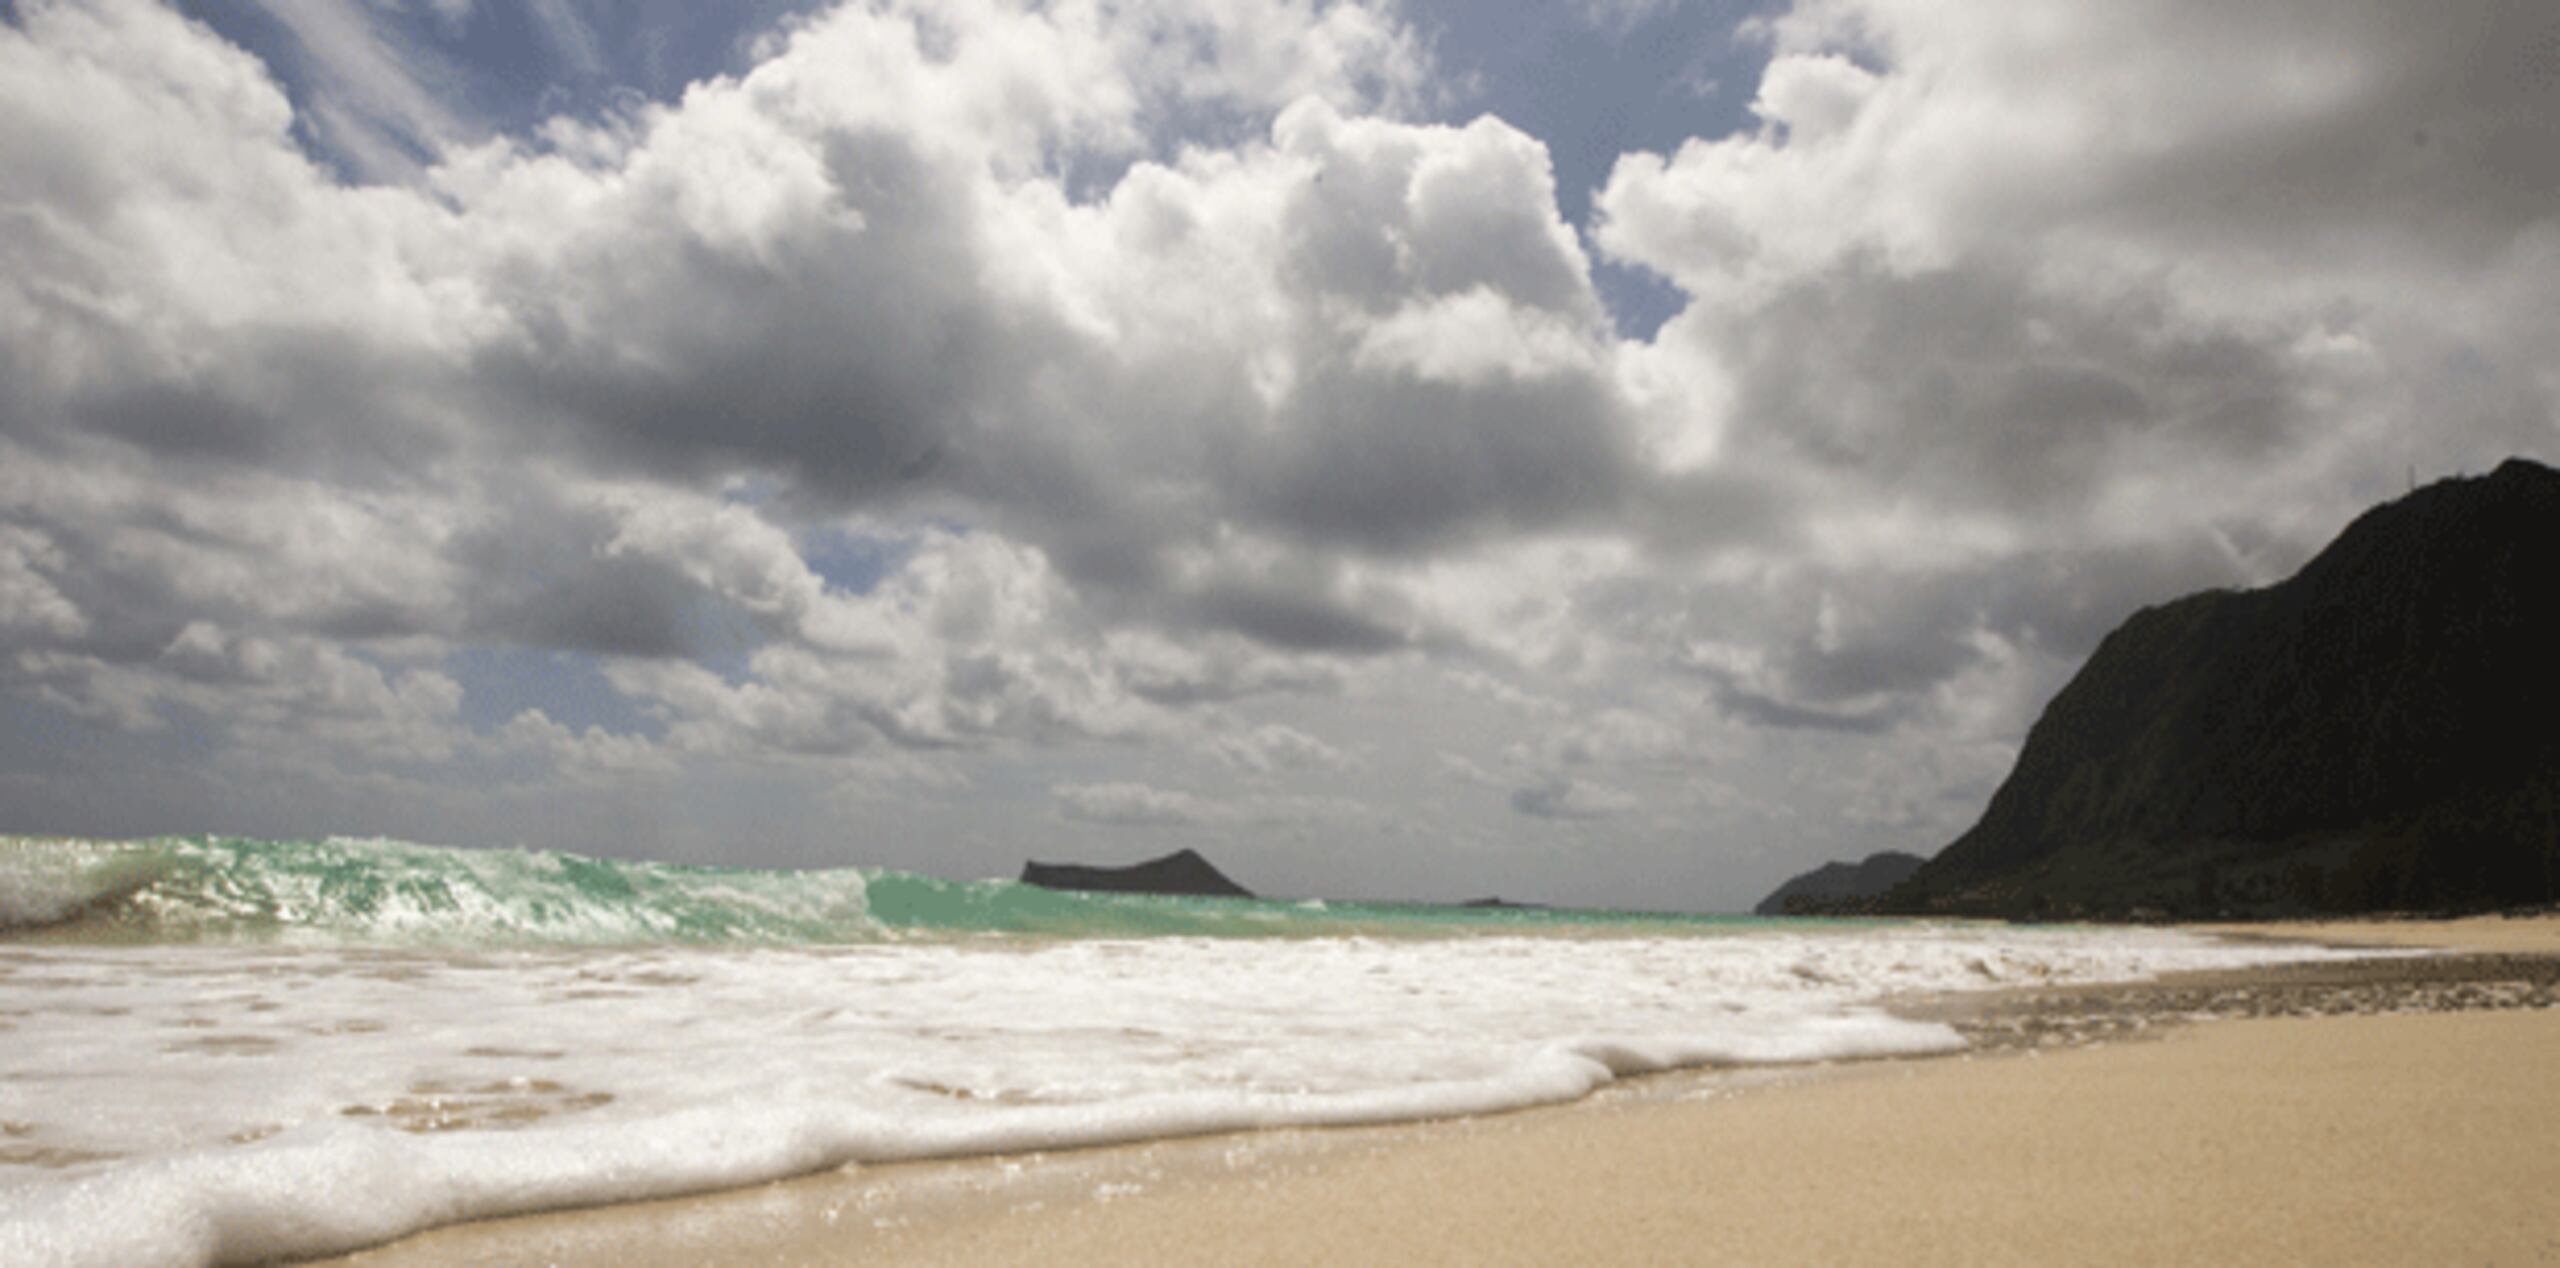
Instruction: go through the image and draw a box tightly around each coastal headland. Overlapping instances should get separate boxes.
[325,914,2560,1267]
[1764,460,2560,922]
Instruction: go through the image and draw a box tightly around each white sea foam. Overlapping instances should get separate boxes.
[0,926,2369,1266]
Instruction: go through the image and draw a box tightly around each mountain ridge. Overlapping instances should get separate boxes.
[1882,458,2560,919]
[1752,851,1926,916]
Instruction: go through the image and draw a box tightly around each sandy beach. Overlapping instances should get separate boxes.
[2206,914,2560,956]
[321,915,2560,1267]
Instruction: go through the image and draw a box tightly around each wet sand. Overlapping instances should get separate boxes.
[325,915,2560,1267]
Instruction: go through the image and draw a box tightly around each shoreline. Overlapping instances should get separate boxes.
[318,915,2560,1267]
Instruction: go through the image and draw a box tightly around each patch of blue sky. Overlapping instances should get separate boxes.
[1407,0,1774,338]
[677,609,766,687]
[799,524,916,597]
[153,0,1767,332]
[169,0,830,182]
[427,0,836,122]
[718,473,783,508]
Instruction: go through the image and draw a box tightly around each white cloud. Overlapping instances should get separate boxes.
[1053,780,1222,826]
[593,516,1181,756]
[1601,0,2560,318]
[24,625,467,765]
[1210,722,1347,775]
[1583,0,2560,747]
[1352,286,1600,386]
[1,0,2552,907]
[1750,52,1877,142]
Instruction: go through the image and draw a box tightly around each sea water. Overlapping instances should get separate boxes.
[0,834,2371,1267]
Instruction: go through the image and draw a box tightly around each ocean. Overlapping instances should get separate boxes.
[0,834,2369,1266]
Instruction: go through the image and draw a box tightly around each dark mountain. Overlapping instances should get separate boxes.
[1885,458,2560,919]
[1752,851,1927,916]
[1020,848,1255,899]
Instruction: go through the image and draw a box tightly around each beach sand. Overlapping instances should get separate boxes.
[327,916,2560,1267]
[2206,912,2560,956]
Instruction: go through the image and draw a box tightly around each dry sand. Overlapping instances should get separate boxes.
[328,916,2560,1267]
[2205,912,2560,956]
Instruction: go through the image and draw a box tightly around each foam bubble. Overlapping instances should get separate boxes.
[0,926,2370,1266]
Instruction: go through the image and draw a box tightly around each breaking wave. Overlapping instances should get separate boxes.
[0,834,1728,946]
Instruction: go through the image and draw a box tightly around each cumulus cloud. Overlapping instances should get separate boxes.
[589,521,1186,756]
[1589,0,2560,736]
[247,0,482,179]
[24,623,467,767]
[1,0,1497,751]
[1,0,2551,907]
[496,707,677,780]
[1605,1,2560,305]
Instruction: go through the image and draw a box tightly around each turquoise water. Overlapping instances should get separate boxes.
[0,834,2356,1268]
[0,833,1749,946]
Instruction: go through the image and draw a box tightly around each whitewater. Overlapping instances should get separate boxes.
[0,834,2378,1267]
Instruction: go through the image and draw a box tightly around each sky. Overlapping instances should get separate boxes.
[1,0,2555,911]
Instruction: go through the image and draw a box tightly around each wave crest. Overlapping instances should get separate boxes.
[0,835,878,946]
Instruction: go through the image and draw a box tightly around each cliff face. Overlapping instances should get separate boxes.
[1753,851,1926,916]
[1019,849,1255,899]
[1888,458,2560,919]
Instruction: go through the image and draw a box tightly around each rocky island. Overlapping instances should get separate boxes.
[1019,848,1256,899]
